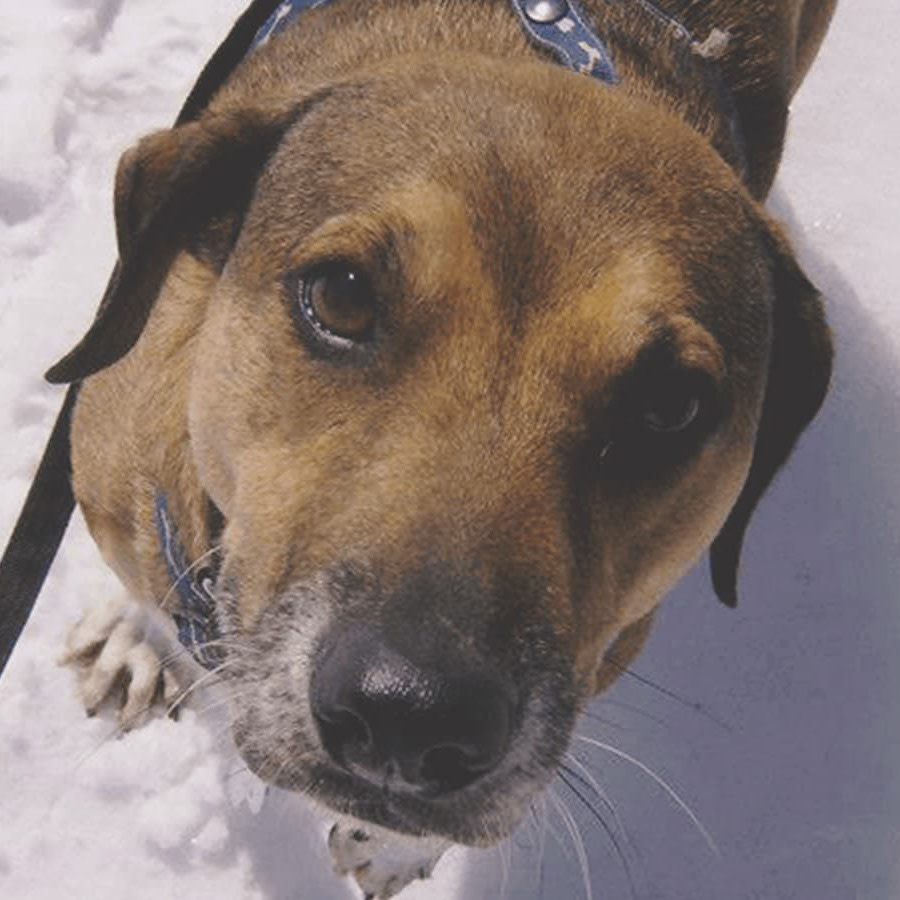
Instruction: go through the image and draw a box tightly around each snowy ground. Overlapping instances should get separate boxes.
[1,1,899,898]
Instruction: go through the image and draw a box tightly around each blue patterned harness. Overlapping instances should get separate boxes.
[252,0,623,83]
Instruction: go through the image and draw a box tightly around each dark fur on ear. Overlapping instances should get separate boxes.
[711,221,833,607]
[45,104,302,385]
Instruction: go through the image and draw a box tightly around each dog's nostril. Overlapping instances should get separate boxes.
[315,707,371,765]
[420,745,492,792]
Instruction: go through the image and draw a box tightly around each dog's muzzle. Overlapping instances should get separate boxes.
[220,562,577,844]
[311,622,517,796]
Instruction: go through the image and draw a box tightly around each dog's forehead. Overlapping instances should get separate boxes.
[251,57,752,242]
[245,63,766,306]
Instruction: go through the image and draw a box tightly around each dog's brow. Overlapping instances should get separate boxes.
[619,316,726,384]
[289,211,408,278]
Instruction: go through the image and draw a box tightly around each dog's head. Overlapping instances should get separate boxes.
[51,57,831,844]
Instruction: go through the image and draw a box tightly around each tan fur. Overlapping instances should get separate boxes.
[65,0,835,852]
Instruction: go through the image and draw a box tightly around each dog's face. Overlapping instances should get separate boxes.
[56,58,831,845]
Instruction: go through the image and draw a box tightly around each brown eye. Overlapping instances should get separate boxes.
[301,264,377,343]
[642,381,702,433]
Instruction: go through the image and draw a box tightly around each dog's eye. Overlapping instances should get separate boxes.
[603,366,718,477]
[300,265,377,343]
[641,382,702,433]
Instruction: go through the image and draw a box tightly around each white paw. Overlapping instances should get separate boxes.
[59,598,181,730]
[328,820,448,899]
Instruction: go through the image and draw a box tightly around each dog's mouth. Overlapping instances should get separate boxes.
[217,570,579,845]
[233,668,576,846]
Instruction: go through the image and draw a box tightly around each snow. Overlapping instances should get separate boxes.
[1,1,899,898]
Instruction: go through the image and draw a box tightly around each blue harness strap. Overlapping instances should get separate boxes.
[511,0,618,83]
[154,492,224,670]
[252,0,619,84]
[630,0,693,43]
[251,0,331,50]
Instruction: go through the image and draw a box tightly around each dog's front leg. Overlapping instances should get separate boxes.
[59,595,182,730]
[328,819,450,899]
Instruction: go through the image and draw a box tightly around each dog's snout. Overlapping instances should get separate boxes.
[311,624,515,795]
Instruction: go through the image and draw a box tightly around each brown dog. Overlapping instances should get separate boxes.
[52,1,835,896]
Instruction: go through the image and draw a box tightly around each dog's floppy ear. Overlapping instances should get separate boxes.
[710,220,833,608]
[46,104,299,384]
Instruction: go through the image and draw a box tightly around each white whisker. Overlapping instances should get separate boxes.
[497,834,511,900]
[166,658,235,716]
[190,693,241,717]
[533,793,549,890]
[548,787,593,900]
[157,543,224,611]
[563,751,631,851]
[575,734,719,856]
[158,637,261,669]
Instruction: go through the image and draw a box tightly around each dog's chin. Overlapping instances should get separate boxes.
[235,737,568,847]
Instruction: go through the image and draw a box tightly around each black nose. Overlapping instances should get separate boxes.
[310,624,515,795]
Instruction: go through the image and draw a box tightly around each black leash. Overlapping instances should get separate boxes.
[0,386,78,675]
[0,0,283,681]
